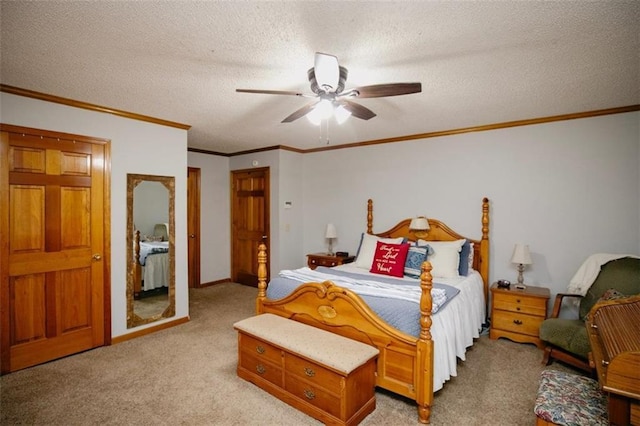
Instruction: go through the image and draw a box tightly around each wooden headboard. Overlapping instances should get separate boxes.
[367,198,490,302]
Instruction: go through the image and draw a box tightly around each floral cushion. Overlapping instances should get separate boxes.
[534,369,608,426]
[597,288,626,303]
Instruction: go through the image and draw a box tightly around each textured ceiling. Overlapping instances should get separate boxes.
[1,1,638,154]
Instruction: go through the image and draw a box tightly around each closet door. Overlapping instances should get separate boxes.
[230,168,270,287]
[0,126,109,373]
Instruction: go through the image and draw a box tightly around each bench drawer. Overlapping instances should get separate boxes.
[239,350,283,387]
[284,352,342,393]
[284,374,342,418]
[238,332,282,365]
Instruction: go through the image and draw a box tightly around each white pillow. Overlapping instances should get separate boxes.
[355,233,405,269]
[418,239,466,278]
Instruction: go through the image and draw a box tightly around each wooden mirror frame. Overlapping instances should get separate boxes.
[126,173,176,328]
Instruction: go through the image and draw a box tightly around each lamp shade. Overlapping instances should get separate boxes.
[325,223,337,239]
[409,216,430,231]
[511,244,532,265]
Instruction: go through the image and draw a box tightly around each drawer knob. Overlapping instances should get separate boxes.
[256,364,266,374]
[516,307,521,311]
[304,367,315,377]
[256,345,265,354]
[513,319,523,325]
[304,389,315,400]
[516,299,521,303]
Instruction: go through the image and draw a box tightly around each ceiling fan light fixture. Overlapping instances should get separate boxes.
[306,109,322,125]
[334,105,351,124]
[306,100,331,125]
[314,99,334,119]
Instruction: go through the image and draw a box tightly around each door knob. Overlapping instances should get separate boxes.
[92,254,102,261]
[189,234,195,238]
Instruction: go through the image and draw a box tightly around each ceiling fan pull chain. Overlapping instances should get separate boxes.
[324,119,330,145]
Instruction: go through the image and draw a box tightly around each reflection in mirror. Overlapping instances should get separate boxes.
[127,174,175,328]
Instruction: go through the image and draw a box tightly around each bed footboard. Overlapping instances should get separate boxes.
[255,243,435,424]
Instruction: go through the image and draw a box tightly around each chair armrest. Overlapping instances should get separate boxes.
[549,293,584,319]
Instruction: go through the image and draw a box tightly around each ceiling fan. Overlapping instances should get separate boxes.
[236,52,422,124]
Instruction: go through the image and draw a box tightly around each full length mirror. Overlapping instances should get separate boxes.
[127,174,175,328]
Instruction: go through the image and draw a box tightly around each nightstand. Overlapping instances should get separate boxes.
[307,253,355,270]
[489,283,550,349]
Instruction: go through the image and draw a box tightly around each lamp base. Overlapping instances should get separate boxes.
[516,264,525,285]
[327,239,334,256]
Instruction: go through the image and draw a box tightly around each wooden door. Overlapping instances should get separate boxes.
[231,168,269,287]
[187,167,201,288]
[0,125,109,374]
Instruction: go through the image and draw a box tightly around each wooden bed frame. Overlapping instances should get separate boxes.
[256,198,490,424]
[133,230,143,299]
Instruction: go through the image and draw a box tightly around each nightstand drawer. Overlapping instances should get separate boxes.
[493,293,547,317]
[492,310,545,337]
[306,253,355,270]
[309,257,340,268]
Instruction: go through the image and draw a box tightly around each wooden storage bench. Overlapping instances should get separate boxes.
[234,313,379,426]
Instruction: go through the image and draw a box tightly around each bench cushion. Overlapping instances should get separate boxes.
[234,313,379,374]
[534,369,608,426]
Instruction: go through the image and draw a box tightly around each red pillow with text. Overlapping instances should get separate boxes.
[370,241,410,277]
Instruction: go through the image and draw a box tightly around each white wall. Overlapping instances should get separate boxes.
[0,92,189,338]
[277,150,304,270]
[227,150,305,273]
[186,152,230,283]
[300,112,640,304]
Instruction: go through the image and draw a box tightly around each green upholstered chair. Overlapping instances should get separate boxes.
[539,256,640,372]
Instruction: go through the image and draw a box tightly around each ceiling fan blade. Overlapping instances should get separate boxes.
[314,52,339,92]
[281,101,318,123]
[340,100,376,120]
[351,83,422,98]
[236,89,311,97]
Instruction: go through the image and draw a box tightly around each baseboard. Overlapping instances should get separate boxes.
[111,316,190,344]
[197,278,231,288]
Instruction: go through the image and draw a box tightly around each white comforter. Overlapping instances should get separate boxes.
[279,267,449,312]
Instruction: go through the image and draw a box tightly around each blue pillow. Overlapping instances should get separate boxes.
[404,243,433,278]
[458,239,472,276]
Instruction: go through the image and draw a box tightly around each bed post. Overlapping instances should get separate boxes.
[416,260,434,424]
[134,230,142,299]
[256,243,267,314]
[480,197,490,308]
[366,199,373,234]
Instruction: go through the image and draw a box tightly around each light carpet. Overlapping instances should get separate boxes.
[0,282,577,425]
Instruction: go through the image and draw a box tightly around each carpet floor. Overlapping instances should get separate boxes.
[1,282,578,425]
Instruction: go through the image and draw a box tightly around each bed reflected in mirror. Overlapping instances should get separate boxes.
[127,174,175,328]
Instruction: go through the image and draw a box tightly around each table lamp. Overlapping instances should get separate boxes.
[325,223,337,256]
[511,243,532,286]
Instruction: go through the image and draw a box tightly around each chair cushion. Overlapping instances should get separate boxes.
[539,319,590,359]
[534,369,608,426]
[579,257,640,319]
